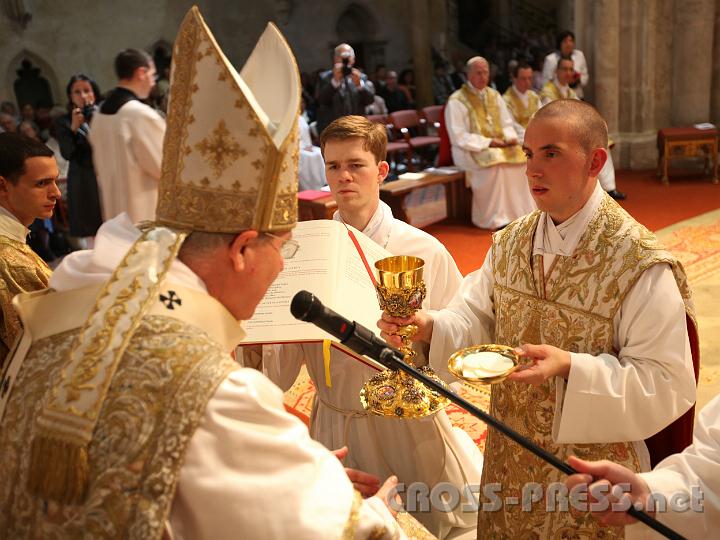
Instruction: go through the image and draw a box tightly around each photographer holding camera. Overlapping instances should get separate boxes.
[315,43,375,135]
[55,74,103,246]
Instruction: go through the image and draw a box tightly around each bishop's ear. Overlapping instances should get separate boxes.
[228,230,259,273]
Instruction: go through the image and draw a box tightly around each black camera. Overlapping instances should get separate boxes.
[341,56,352,77]
[81,103,95,119]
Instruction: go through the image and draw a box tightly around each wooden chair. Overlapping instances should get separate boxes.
[365,114,410,169]
[389,109,441,171]
[421,105,443,131]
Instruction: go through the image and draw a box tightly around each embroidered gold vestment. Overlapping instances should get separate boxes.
[540,80,577,102]
[502,88,541,129]
[0,285,238,539]
[0,236,51,365]
[448,84,526,168]
[478,195,696,539]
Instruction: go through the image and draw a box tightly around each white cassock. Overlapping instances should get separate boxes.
[445,86,536,230]
[428,182,696,470]
[89,101,166,223]
[541,49,589,99]
[257,201,483,539]
[298,115,327,191]
[51,214,410,540]
[627,394,720,540]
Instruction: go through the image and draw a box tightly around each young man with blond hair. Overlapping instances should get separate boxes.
[258,115,482,539]
[0,132,59,365]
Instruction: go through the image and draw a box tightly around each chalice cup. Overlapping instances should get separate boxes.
[359,256,449,418]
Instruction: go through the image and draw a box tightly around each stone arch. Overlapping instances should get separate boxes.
[6,49,61,107]
[336,2,377,43]
[334,3,381,71]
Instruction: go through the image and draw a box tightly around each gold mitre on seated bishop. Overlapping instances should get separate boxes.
[156,6,300,233]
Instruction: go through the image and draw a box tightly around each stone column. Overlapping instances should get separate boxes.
[671,0,716,125]
[711,0,720,125]
[409,0,433,108]
[592,0,620,136]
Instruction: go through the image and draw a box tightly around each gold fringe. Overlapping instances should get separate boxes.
[27,435,89,504]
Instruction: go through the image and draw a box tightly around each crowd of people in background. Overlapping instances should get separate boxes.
[0,28,589,262]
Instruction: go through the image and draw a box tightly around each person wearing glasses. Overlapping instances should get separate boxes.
[89,48,166,223]
[251,115,482,539]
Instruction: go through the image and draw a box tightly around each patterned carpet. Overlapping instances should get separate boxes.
[283,208,720,450]
[654,208,720,409]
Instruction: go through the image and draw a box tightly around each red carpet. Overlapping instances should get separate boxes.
[425,170,720,275]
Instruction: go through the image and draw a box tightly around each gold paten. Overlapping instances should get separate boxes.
[360,256,450,418]
[447,344,520,386]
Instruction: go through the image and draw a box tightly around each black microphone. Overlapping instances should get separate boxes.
[290,290,403,368]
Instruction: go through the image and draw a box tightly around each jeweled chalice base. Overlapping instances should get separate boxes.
[360,366,450,418]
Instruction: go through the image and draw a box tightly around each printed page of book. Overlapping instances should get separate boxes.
[243,220,345,342]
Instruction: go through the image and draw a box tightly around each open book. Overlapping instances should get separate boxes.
[243,219,390,346]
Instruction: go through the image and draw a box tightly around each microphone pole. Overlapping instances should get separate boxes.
[290,291,685,540]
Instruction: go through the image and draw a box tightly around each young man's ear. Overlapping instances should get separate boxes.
[588,148,608,178]
[228,230,259,273]
[378,160,390,183]
[0,176,10,196]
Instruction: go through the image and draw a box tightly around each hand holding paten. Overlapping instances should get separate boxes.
[507,343,571,386]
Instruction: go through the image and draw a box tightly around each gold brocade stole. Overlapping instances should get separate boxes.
[478,195,695,539]
[450,84,526,168]
[502,88,540,128]
[0,236,51,363]
[540,80,577,103]
[0,316,237,539]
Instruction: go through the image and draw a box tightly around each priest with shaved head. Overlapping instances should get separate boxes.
[380,99,699,539]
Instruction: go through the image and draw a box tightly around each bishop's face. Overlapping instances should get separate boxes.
[324,137,388,219]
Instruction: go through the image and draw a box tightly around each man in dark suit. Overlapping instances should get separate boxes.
[315,43,375,134]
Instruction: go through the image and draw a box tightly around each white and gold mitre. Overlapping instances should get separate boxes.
[156,6,300,233]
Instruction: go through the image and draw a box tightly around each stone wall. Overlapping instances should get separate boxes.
[0,0,424,107]
[573,0,719,169]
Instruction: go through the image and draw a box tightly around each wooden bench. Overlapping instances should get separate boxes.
[298,191,336,221]
[298,171,470,227]
[657,127,719,184]
[380,170,470,226]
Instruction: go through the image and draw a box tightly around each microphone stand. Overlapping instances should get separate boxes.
[373,346,685,540]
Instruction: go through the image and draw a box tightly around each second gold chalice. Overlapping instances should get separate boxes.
[359,256,450,418]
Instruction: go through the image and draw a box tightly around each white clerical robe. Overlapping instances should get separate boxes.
[298,115,327,191]
[627,394,720,540]
[428,182,696,470]
[257,201,483,539]
[89,101,165,223]
[51,214,409,540]
[445,84,536,230]
[541,49,589,99]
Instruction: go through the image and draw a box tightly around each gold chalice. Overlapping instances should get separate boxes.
[359,256,450,418]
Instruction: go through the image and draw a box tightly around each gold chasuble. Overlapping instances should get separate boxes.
[502,87,540,130]
[479,195,696,539]
[0,236,51,364]
[448,84,525,168]
[541,80,577,102]
[0,7,302,539]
